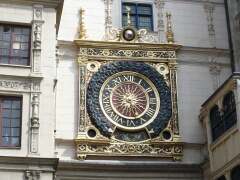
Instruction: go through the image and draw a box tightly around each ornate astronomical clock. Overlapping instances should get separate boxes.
[74,8,184,162]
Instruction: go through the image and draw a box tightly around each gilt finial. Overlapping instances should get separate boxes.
[78,8,87,39]
[126,6,131,26]
[166,12,174,43]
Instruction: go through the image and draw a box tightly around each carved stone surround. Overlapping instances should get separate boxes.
[0,3,47,156]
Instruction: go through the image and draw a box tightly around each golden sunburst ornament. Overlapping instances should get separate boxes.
[112,83,148,119]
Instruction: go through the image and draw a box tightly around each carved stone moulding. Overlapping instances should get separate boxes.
[0,79,42,93]
[0,156,58,171]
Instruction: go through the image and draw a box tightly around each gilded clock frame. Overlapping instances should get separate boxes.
[74,40,184,162]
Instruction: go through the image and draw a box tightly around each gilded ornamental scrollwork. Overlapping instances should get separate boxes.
[79,47,176,60]
[77,143,183,156]
[78,56,88,134]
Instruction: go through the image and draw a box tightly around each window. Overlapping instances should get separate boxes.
[223,91,237,130]
[122,2,153,31]
[210,105,223,141]
[210,91,237,141]
[231,165,240,180]
[0,96,22,147]
[0,24,31,66]
[217,176,226,180]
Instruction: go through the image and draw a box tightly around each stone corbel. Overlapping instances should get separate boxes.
[154,0,165,43]
[26,170,41,180]
[34,5,43,21]
[204,3,215,47]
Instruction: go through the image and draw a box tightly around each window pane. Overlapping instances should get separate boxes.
[3,33,10,41]
[22,28,30,34]
[3,100,11,108]
[20,58,28,65]
[2,49,9,55]
[139,16,151,30]
[0,26,3,33]
[20,50,28,57]
[12,110,20,118]
[1,57,9,63]
[122,4,136,13]
[21,35,29,42]
[3,109,11,117]
[12,50,20,56]
[12,119,20,127]
[231,165,240,180]
[3,41,10,48]
[2,137,10,145]
[3,26,11,33]
[138,6,151,14]
[21,43,28,50]
[13,34,21,42]
[0,96,22,147]
[11,137,19,146]
[14,28,21,34]
[3,118,10,127]
[2,128,10,136]
[13,42,20,49]
[217,176,226,180]
[11,128,19,136]
[12,58,20,65]
[12,101,20,109]
[123,15,137,27]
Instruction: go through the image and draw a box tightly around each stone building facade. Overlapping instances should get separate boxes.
[0,0,239,179]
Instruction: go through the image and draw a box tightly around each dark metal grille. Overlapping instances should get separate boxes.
[0,24,31,66]
[223,91,237,129]
[210,105,223,141]
[0,96,22,147]
[232,165,240,180]
[122,3,153,31]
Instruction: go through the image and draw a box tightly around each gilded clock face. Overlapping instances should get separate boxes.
[100,72,160,130]
[87,61,172,140]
